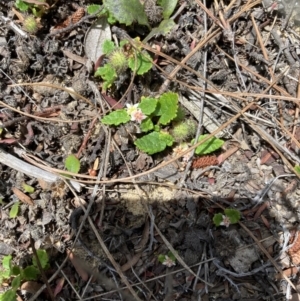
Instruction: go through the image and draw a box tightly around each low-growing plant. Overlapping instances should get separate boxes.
[9,202,19,219]
[158,251,176,267]
[87,0,178,28]
[213,209,241,227]
[295,165,300,175]
[15,0,48,18]
[65,154,80,174]
[101,92,225,155]
[95,39,152,91]
[0,250,49,301]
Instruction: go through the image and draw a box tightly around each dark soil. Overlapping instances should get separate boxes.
[1,0,300,300]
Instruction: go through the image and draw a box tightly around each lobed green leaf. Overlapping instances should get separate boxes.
[11,266,21,276]
[158,254,166,263]
[134,132,168,154]
[11,275,20,291]
[65,155,80,174]
[213,213,223,227]
[159,132,173,146]
[101,110,130,126]
[102,40,116,55]
[15,0,30,11]
[158,0,178,19]
[104,0,150,27]
[138,97,157,115]
[146,19,176,41]
[2,255,12,272]
[22,266,39,280]
[0,289,17,301]
[224,209,240,224]
[95,64,117,91]
[128,51,152,75]
[33,249,49,269]
[140,118,154,132]
[154,92,178,125]
[194,135,224,155]
[87,4,102,14]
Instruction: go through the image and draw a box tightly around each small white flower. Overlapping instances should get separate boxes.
[220,215,231,227]
[130,109,147,124]
[162,255,176,268]
[126,103,139,115]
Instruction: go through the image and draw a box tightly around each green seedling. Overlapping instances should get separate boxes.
[213,209,241,227]
[95,39,152,91]
[192,134,224,155]
[22,183,35,193]
[0,250,49,301]
[158,251,176,267]
[102,92,178,154]
[9,202,19,219]
[15,0,48,17]
[65,154,80,174]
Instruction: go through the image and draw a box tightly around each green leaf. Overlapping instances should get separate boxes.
[154,92,178,125]
[22,266,39,280]
[224,209,240,224]
[2,255,12,271]
[95,64,117,91]
[128,51,152,75]
[134,132,168,154]
[120,40,129,47]
[22,183,34,193]
[102,40,115,55]
[194,135,224,155]
[158,254,166,263]
[15,0,30,11]
[140,118,154,132]
[158,0,178,19]
[11,275,20,291]
[104,0,150,27]
[213,213,223,227]
[101,110,130,125]
[65,154,80,173]
[87,4,102,14]
[33,249,49,269]
[159,132,173,146]
[167,251,176,261]
[107,12,117,24]
[9,202,19,218]
[154,125,160,132]
[144,19,176,42]
[138,97,157,115]
[295,165,300,174]
[11,266,21,276]
[0,290,17,301]
[32,7,41,17]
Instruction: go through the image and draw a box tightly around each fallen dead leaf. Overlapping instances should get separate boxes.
[11,187,34,206]
[53,277,65,297]
[67,249,89,281]
[21,281,43,294]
